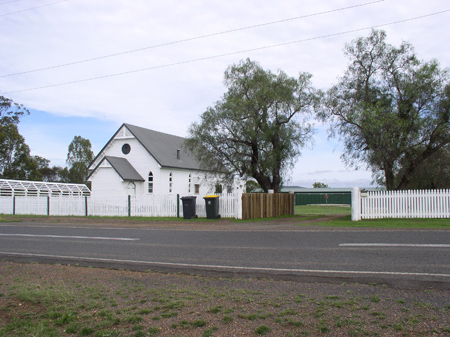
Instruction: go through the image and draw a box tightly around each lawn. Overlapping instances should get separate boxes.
[295,204,352,216]
[294,205,450,229]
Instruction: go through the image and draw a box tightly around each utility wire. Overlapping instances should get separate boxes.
[1,0,384,77]
[3,9,449,95]
[0,0,25,6]
[1,0,67,16]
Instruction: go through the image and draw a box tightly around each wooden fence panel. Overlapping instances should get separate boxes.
[241,193,294,220]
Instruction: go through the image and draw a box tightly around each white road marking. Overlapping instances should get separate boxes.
[340,243,450,248]
[0,234,138,241]
[1,252,449,278]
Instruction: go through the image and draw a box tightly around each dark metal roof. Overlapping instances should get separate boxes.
[124,123,201,170]
[104,156,145,182]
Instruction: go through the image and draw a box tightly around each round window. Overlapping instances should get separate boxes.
[122,143,131,154]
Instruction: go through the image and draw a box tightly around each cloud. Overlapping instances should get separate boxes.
[2,0,449,184]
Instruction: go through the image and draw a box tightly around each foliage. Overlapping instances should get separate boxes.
[66,136,94,184]
[398,145,450,189]
[318,30,450,190]
[0,95,29,125]
[0,97,39,180]
[186,58,316,193]
[34,156,68,183]
[0,122,39,180]
[313,182,329,188]
[245,180,260,193]
[0,96,93,184]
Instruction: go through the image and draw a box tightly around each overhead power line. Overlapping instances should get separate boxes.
[3,9,449,95]
[1,0,384,78]
[1,0,67,17]
[0,0,25,6]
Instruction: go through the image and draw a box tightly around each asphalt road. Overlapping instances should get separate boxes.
[1,222,450,288]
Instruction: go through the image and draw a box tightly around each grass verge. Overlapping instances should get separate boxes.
[1,261,449,337]
[302,215,450,229]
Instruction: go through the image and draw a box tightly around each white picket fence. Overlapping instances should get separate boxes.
[0,193,242,218]
[357,189,450,220]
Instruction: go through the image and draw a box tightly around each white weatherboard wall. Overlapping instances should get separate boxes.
[90,163,133,195]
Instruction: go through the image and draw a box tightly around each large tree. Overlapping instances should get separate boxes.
[66,136,94,184]
[0,96,39,180]
[318,30,450,190]
[0,122,38,180]
[186,59,316,193]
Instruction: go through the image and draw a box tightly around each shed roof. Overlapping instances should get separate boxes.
[104,156,145,182]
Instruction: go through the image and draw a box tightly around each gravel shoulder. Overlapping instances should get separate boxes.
[1,261,450,336]
[1,216,450,336]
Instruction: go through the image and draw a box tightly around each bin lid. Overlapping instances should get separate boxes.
[181,196,197,199]
[204,195,219,198]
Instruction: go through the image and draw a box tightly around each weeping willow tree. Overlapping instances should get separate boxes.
[318,30,450,190]
[185,59,317,193]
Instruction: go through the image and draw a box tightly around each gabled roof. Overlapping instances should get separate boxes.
[123,123,201,170]
[103,156,145,182]
[88,123,203,175]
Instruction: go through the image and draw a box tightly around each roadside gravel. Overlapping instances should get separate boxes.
[1,216,450,336]
[1,261,450,336]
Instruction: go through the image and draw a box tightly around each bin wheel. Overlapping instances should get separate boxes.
[217,214,221,219]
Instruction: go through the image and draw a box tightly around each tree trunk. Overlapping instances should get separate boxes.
[384,162,396,191]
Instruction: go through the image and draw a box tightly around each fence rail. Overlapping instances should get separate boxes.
[360,189,450,219]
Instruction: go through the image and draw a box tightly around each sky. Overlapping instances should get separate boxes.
[1,0,449,188]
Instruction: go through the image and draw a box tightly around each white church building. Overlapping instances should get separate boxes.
[88,123,241,198]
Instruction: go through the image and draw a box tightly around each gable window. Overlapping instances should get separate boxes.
[169,172,173,193]
[122,143,131,155]
[194,184,200,194]
[148,172,153,193]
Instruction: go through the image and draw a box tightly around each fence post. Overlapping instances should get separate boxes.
[235,187,243,219]
[47,196,50,216]
[85,196,88,217]
[13,196,16,215]
[177,194,180,218]
[128,195,131,217]
[351,187,361,221]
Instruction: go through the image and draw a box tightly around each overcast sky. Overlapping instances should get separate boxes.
[1,0,449,187]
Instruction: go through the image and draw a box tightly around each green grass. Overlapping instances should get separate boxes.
[295,204,352,215]
[0,216,23,223]
[2,209,449,229]
[324,216,450,228]
[0,214,227,222]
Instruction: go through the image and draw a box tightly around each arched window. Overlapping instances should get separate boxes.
[169,172,173,193]
[148,172,153,194]
[188,174,191,193]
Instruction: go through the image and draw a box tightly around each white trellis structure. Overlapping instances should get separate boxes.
[0,179,91,197]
